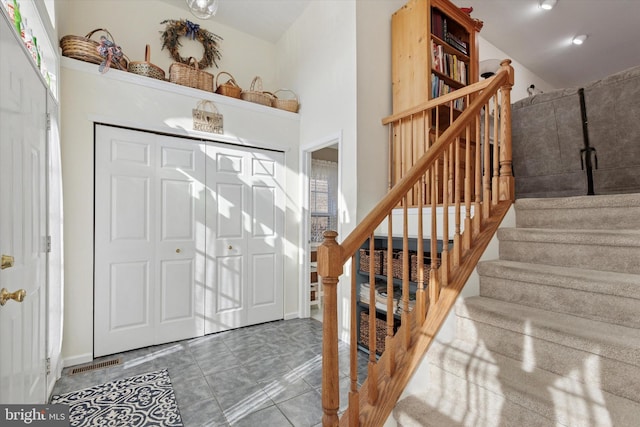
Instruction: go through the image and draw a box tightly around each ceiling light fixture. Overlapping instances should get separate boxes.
[539,0,557,10]
[572,34,588,45]
[185,0,219,19]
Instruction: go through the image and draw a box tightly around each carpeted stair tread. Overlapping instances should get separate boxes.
[455,315,640,403]
[478,260,640,300]
[515,194,640,230]
[427,340,640,427]
[456,296,640,368]
[477,260,640,328]
[393,383,555,427]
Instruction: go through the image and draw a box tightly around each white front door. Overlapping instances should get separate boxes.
[205,145,284,333]
[94,126,206,356]
[0,15,48,403]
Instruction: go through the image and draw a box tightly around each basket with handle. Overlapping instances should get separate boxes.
[271,89,299,113]
[128,44,165,80]
[215,71,242,99]
[169,57,214,92]
[60,28,128,71]
[241,76,273,106]
[192,100,223,134]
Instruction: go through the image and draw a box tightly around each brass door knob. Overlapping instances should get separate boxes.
[1,254,14,270]
[176,249,181,253]
[228,245,233,250]
[0,288,26,306]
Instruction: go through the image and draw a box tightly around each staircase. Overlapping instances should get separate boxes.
[392,193,640,426]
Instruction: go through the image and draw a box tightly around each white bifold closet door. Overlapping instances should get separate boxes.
[94,125,284,357]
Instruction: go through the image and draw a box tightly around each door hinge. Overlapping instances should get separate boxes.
[46,357,51,375]
[46,113,51,131]
[46,236,51,253]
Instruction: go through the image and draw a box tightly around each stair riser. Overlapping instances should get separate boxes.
[479,277,640,329]
[515,206,640,230]
[456,316,640,403]
[429,344,640,427]
[499,240,640,274]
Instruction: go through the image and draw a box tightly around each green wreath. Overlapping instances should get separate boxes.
[160,19,222,69]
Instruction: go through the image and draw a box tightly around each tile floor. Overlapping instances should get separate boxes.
[51,318,369,426]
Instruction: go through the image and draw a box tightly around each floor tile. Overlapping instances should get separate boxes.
[179,397,229,427]
[277,389,324,427]
[230,404,292,427]
[52,318,365,427]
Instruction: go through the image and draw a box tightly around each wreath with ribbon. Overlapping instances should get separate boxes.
[160,19,222,69]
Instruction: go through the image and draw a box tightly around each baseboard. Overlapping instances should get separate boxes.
[63,353,93,368]
[284,311,299,320]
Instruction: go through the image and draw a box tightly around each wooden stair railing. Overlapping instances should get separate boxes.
[319,59,515,427]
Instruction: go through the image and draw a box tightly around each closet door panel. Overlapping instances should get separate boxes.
[95,126,205,356]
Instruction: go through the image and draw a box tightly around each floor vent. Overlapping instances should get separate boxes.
[70,358,122,375]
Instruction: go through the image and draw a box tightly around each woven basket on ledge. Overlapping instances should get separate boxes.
[128,44,165,81]
[215,71,242,99]
[271,89,299,113]
[241,76,273,106]
[169,57,214,92]
[60,28,128,71]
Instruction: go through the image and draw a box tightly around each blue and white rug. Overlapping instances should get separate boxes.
[51,369,183,427]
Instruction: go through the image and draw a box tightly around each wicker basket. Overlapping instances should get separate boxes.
[60,28,128,71]
[192,100,223,134]
[215,71,242,99]
[241,76,273,106]
[359,311,387,354]
[169,57,214,92]
[410,254,441,282]
[272,89,299,113]
[128,45,165,80]
[359,249,384,275]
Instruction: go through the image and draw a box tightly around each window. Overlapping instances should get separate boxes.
[310,159,338,243]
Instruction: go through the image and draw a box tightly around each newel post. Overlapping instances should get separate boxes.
[499,59,515,202]
[318,230,344,427]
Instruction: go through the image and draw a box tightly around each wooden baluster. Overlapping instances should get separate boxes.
[349,255,359,426]
[367,234,378,404]
[424,110,431,205]
[409,115,415,206]
[474,112,482,235]
[402,197,410,349]
[448,102,455,203]
[435,107,441,204]
[430,164,439,310]
[387,122,395,190]
[441,147,449,288]
[483,100,492,220]
[319,230,342,427]
[499,59,515,202]
[492,93,500,206]
[463,118,472,250]
[453,135,461,268]
[416,176,425,324]
[386,214,395,377]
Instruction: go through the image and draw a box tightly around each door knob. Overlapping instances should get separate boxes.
[1,255,14,270]
[176,248,181,253]
[228,245,233,250]
[0,288,26,306]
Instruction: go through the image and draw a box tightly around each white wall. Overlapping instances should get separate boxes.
[276,0,358,338]
[59,60,300,365]
[56,0,278,92]
[478,37,556,102]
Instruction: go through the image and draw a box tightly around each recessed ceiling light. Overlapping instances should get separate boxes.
[572,34,588,45]
[540,0,557,10]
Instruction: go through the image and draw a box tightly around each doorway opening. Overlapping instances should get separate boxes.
[300,134,341,321]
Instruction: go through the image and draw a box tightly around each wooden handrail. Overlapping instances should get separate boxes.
[341,61,512,260]
[321,59,514,427]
